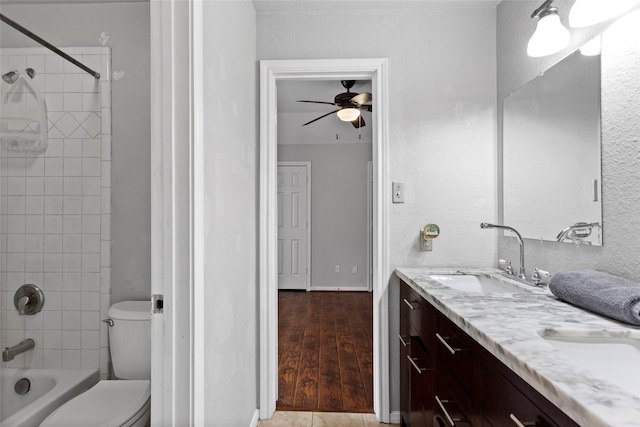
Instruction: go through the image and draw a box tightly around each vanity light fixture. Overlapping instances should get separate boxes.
[527,0,571,58]
[336,107,360,122]
[569,0,639,28]
[580,36,601,56]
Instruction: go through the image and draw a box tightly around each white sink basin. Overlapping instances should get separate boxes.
[428,274,529,294]
[539,330,640,397]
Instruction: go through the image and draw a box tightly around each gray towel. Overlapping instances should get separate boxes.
[549,270,640,326]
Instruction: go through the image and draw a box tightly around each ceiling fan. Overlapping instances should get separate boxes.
[297,80,372,128]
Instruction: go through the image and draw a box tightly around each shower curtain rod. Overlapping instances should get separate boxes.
[0,13,100,79]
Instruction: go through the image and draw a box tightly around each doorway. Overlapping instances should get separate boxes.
[259,58,390,422]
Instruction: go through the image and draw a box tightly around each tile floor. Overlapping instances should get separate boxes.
[257,411,399,426]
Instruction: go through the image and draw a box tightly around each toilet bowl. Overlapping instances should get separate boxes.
[40,301,151,427]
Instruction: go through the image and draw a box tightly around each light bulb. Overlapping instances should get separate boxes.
[337,108,360,122]
[569,0,639,28]
[579,36,601,56]
[527,11,571,57]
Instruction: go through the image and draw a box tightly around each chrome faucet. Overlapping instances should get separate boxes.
[17,296,30,315]
[2,338,35,362]
[480,223,527,280]
[556,222,600,244]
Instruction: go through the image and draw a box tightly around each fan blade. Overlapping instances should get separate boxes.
[302,109,342,126]
[350,92,372,105]
[351,116,366,129]
[359,104,373,112]
[297,100,338,106]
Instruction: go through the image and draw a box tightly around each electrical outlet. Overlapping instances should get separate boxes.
[352,266,358,274]
[420,231,433,252]
[334,265,340,273]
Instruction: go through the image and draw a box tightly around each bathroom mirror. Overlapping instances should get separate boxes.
[503,48,602,245]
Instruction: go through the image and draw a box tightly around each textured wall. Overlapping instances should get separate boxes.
[202,1,258,425]
[258,3,497,413]
[0,3,151,303]
[497,1,640,282]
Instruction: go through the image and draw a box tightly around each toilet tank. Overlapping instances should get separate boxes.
[107,301,151,380]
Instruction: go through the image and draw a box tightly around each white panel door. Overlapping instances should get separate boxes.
[277,164,309,290]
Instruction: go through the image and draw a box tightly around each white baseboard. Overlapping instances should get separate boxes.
[309,285,369,291]
[249,409,260,427]
[389,411,401,424]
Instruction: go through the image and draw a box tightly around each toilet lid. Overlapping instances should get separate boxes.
[40,380,150,427]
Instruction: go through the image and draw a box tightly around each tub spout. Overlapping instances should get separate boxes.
[3,338,35,362]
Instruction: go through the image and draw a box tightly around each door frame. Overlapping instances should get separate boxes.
[259,58,390,421]
[150,0,202,424]
[367,160,373,293]
[277,161,312,291]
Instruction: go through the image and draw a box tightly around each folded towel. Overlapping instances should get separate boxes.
[549,270,640,326]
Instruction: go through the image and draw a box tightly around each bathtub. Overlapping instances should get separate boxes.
[0,368,98,427]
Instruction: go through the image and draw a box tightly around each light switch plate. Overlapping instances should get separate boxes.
[393,182,404,203]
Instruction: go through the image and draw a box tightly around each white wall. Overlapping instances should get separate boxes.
[278,142,372,290]
[257,2,497,412]
[0,2,151,303]
[202,1,258,424]
[497,1,640,282]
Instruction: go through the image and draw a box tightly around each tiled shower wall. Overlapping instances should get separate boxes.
[0,47,111,379]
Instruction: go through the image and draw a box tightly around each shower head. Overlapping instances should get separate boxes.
[2,70,18,84]
[25,68,35,79]
[480,222,495,229]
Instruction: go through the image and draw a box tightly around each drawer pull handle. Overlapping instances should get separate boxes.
[436,333,462,355]
[509,413,537,427]
[435,395,464,427]
[403,298,417,310]
[398,334,409,347]
[406,355,427,374]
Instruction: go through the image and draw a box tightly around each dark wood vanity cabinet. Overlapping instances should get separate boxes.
[400,282,436,427]
[399,280,579,427]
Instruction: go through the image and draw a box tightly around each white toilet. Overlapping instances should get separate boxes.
[41,301,151,427]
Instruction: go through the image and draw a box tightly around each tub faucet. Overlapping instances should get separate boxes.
[17,295,30,315]
[2,338,35,362]
[480,223,527,280]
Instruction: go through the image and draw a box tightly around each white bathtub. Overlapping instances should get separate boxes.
[0,368,98,427]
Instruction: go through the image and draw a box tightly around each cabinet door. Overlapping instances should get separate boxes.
[400,283,412,426]
[483,363,574,427]
[409,340,434,427]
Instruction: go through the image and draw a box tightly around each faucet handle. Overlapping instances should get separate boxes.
[499,259,513,276]
[531,268,551,286]
[14,284,45,316]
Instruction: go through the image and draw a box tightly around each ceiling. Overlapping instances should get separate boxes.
[1,0,500,5]
[253,0,502,13]
[277,79,372,114]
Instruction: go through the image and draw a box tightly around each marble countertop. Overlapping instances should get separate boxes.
[395,267,640,427]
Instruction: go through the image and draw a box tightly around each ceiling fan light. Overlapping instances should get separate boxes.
[580,36,601,56]
[527,9,571,57]
[337,108,360,122]
[569,0,639,28]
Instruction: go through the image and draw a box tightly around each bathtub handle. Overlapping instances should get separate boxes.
[102,318,114,327]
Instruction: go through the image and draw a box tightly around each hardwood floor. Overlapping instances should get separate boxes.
[277,291,374,413]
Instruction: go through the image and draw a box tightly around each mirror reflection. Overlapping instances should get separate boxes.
[503,49,602,245]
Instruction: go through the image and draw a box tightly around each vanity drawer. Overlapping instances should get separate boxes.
[434,369,473,427]
[482,362,576,427]
[436,316,475,398]
[403,286,435,353]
